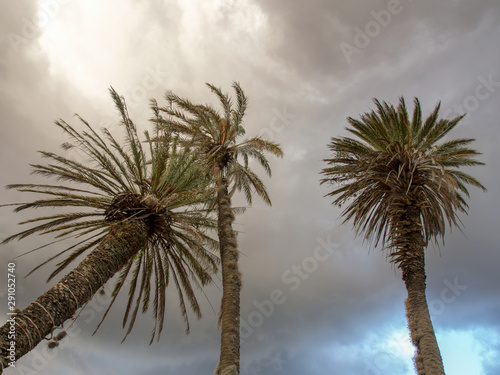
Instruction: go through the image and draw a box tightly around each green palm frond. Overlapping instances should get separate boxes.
[2,87,219,343]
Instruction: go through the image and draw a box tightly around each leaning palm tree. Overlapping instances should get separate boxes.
[0,88,218,372]
[320,98,485,374]
[154,82,283,375]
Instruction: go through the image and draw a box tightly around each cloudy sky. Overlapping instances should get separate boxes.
[1,0,499,374]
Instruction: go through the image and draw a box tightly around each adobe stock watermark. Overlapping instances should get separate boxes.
[11,284,114,375]
[120,64,169,110]
[363,276,467,374]
[6,0,73,54]
[257,107,297,141]
[443,73,500,119]
[240,235,340,340]
[340,0,413,64]
[363,339,409,375]
[428,277,467,316]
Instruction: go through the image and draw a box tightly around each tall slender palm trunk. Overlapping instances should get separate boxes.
[215,176,241,375]
[398,204,446,375]
[0,221,147,372]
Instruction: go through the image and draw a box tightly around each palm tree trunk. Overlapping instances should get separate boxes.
[399,204,446,375]
[215,175,241,375]
[0,220,147,372]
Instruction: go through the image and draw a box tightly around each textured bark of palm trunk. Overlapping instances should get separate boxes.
[215,176,241,375]
[0,221,147,372]
[400,205,446,375]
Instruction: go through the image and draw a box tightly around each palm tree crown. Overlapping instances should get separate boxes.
[2,88,218,343]
[153,82,283,203]
[321,97,486,264]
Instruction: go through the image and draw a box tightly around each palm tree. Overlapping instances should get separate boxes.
[320,97,485,374]
[153,82,283,375]
[0,88,218,371]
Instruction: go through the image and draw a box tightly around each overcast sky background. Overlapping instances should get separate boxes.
[1,1,499,374]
